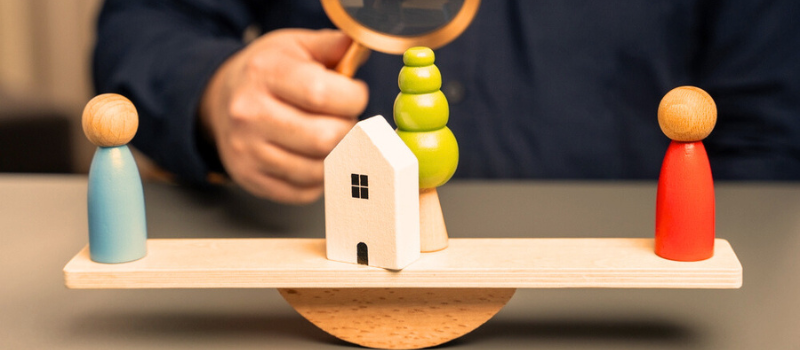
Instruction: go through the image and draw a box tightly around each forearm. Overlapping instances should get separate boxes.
[93,0,258,183]
[697,0,800,179]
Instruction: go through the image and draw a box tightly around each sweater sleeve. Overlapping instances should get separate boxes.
[93,0,265,183]
[696,0,800,179]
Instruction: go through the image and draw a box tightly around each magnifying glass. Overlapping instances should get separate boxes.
[321,0,481,77]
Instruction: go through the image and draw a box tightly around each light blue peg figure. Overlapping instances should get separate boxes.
[82,94,147,263]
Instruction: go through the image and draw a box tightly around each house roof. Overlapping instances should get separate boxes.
[328,115,417,170]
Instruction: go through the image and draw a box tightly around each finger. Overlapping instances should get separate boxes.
[293,29,353,69]
[221,138,323,204]
[236,93,357,158]
[266,59,369,117]
[252,141,325,187]
[239,172,324,205]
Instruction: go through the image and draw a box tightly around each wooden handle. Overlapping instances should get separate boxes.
[335,41,371,77]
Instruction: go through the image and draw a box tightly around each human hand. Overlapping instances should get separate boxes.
[200,29,369,204]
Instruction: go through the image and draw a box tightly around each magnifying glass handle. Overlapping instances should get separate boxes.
[335,41,371,77]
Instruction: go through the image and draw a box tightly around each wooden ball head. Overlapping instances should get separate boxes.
[82,94,139,147]
[658,86,716,141]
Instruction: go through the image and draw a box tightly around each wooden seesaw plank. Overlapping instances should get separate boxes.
[63,238,742,289]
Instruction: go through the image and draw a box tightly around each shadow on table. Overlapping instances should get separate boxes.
[69,310,697,348]
[69,312,346,346]
[448,317,698,348]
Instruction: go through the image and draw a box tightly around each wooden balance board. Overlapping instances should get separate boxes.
[64,238,742,349]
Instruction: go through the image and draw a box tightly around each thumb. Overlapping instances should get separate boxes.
[296,29,355,69]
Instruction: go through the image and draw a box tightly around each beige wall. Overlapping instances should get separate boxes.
[0,0,103,172]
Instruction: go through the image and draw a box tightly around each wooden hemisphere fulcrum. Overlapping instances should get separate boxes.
[279,287,515,349]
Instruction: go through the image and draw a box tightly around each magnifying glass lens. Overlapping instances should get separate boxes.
[342,0,466,37]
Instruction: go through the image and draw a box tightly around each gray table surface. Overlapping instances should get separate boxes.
[1,174,798,349]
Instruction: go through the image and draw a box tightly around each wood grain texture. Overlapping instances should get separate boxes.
[279,288,515,349]
[64,238,742,289]
[82,93,138,147]
[658,86,717,141]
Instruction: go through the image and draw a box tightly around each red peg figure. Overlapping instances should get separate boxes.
[655,86,717,261]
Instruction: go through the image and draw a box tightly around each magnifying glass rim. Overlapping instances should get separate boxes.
[321,0,480,54]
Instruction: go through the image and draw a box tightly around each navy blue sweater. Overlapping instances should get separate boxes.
[94,0,800,183]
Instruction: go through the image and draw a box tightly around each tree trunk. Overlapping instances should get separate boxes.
[419,187,448,252]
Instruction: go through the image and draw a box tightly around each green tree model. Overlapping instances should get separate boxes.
[394,47,459,252]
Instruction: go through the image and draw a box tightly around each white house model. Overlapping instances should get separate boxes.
[324,115,420,270]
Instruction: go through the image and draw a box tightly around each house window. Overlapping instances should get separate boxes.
[351,173,369,199]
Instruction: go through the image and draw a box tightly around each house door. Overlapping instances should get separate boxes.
[357,242,368,265]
